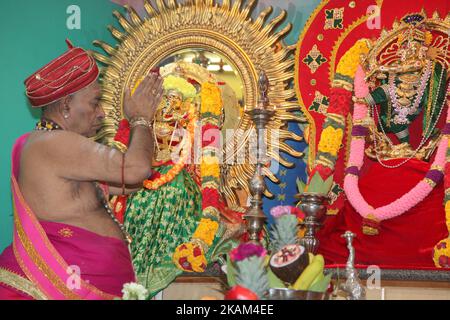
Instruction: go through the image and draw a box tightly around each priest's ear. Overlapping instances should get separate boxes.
[61,95,73,119]
[42,97,69,118]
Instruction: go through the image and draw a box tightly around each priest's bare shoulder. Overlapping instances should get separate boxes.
[19,74,163,241]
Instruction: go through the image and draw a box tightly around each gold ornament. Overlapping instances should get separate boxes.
[92,0,305,211]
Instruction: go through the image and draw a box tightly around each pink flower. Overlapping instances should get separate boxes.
[270,205,291,218]
[230,243,267,262]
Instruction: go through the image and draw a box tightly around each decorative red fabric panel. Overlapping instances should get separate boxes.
[318,158,449,269]
[327,87,353,115]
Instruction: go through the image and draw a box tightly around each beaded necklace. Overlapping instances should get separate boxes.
[388,60,432,125]
[94,184,132,244]
[35,118,62,131]
[370,64,448,169]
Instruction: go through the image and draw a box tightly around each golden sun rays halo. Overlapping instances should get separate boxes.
[92,0,305,210]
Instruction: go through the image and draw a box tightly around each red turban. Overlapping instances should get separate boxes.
[24,39,99,107]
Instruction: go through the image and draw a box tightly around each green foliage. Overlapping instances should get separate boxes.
[235,256,269,298]
[209,236,239,263]
[308,273,332,293]
[267,268,287,289]
[270,214,299,252]
[227,254,287,294]
[226,254,237,288]
[296,177,306,194]
[306,172,334,194]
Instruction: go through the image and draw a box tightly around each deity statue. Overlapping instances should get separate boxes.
[109,63,245,298]
[313,12,450,268]
[364,25,448,161]
[123,74,205,298]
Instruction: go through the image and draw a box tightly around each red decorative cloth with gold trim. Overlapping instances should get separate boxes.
[296,0,450,269]
[24,39,99,107]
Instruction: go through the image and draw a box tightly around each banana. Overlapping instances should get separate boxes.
[308,272,324,289]
[308,252,315,264]
[264,255,270,267]
[314,254,325,267]
[292,254,325,291]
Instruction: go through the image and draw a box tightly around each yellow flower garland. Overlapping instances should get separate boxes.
[193,218,220,246]
[200,82,222,116]
[336,39,370,79]
[317,126,344,157]
[316,40,370,161]
[163,75,197,98]
[173,82,223,272]
[173,243,207,273]
[200,162,220,179]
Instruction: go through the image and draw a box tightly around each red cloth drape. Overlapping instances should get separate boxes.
[318,158,449,269]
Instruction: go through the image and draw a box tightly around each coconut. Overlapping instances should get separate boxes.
[269,244,309,284]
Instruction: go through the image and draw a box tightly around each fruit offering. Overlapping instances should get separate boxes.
[292,253,331,292]
[269,244,309,284]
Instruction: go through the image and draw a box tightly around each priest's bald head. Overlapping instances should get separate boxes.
[24,40,105,137]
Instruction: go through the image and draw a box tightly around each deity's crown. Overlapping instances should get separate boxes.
[364,10,450,79]
[397,14,431,47]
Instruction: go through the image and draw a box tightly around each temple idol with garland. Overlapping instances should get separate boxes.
[0,0,449,300]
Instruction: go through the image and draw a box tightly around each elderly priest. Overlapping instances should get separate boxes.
[0,40,163,300]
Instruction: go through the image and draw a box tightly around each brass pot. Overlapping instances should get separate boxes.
[296,192,329,254]
[297,192,328,222]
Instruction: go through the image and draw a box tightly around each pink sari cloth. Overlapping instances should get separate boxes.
[0,133,135,300]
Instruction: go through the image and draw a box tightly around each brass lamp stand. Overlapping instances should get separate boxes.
[243,71,274,244]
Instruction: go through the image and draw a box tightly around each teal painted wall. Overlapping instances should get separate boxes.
[0,0,122,251]
[0,0,320,251]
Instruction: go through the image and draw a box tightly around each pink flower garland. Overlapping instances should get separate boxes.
[343,66,448,235]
